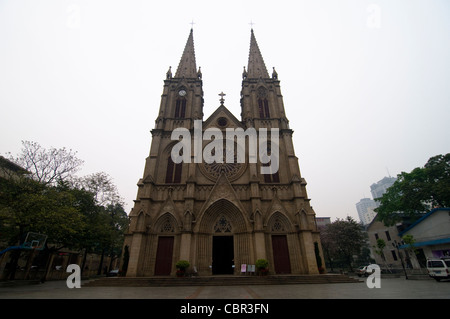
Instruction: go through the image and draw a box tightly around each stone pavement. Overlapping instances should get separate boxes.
[0,276,449,299]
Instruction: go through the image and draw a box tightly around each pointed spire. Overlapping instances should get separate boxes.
[175,29,197,78]
[247,29,269,79]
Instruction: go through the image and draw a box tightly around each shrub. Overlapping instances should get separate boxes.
[255,259,269,270]
[176,260,190,270]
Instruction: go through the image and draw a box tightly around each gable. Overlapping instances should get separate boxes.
[203,105,244,130]
[401,208,450,241]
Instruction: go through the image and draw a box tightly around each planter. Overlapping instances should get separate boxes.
[259,268,269,276]
[176,270,185,277]
[175,260,190,277]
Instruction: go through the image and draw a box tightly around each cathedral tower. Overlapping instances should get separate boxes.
[124,28,324,277]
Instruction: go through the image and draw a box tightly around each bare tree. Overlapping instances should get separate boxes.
[8,141,84,185]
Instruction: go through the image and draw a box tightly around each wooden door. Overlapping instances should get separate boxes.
[154,236,174,275]
[272,235,291,274]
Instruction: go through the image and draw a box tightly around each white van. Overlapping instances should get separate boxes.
[426,257,450,281]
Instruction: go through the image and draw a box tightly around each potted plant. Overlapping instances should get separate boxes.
[175,260,190,277]
[255,259,269,276]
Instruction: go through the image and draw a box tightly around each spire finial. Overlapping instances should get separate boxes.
[189,19,195,30]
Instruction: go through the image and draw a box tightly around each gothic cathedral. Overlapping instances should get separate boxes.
[124,29,324,276]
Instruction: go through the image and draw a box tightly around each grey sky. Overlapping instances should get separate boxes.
[1,0,449,221]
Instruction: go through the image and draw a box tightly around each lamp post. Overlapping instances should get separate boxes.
[392,240,408,280]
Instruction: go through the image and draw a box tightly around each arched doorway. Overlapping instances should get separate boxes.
[267,212,292,274]
[196,199,250,275]
[212,215,234,274]
[153,213,178,276]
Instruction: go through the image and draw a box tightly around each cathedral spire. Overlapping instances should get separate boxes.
[246,29,269,79]
[175,28,197,78]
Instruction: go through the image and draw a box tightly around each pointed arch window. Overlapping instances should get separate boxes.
[175,98,186,118]
[258,98,270,118]
[165,156,182,183]
[257,87,270,118]
[262,142,279,183]
[263,163,280,183]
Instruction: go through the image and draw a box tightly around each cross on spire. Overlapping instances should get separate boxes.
[249,20,255,29]
[190,19,195,29]
[219,91,226,105]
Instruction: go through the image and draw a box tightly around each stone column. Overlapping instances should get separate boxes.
[126,232,143,277]
[299,231,319,274]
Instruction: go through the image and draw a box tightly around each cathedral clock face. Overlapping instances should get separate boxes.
[178,89,186,96]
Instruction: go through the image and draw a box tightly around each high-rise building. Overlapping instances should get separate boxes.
[356,176,397,225]
[370,176,396,201]
[356,198,378,225]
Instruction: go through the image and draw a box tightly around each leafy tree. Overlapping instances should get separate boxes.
[75,172,124,207]
[320,216,365,272]
[1,141,128,278]
[0,177,86,250]
[0,175,88,279]
[375,153,450,225]
[373,238,392,273]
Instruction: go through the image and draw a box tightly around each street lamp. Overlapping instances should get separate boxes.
[392,240,408,280]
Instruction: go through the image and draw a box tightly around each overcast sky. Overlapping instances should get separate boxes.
[1,0,449,222]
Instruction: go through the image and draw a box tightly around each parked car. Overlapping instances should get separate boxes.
[356,266,368,277]
[107,269,119,277]
[426,258,450,281]
[356,264,379,277]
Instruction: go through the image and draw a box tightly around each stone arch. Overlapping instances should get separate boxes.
[197,199,249,234]
[266,211,293,233]
[183,210,194,231]
[300,209,309,229]
[254,209,263,231]
[135,211,149,232]
[154,212,179,234]
[195,199,252,275]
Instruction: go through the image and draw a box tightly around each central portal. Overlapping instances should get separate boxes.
[212,236,234,275]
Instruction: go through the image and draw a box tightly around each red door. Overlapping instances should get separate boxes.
[272,235,291,274]
[154,236,174,275]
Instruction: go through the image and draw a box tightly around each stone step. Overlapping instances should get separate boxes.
[83,274,362,287]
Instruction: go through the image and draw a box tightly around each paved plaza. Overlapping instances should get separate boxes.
[0,277,449,299]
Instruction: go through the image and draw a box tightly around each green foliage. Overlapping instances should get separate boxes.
[320,216,365,271]
[255,259,269,269]
[376,238,386,250]
[176,260,190,270]
[0,176,86,249]
[0,141,128,258]
[375,153,450,225]
[402,234,415,246]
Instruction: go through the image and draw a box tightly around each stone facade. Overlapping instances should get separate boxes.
[123,29,324,277]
